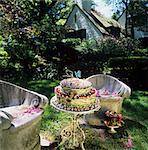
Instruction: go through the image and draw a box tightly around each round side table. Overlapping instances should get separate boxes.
[50,96,100,150]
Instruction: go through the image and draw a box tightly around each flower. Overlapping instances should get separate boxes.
[24,107,41,114]
[123,136,134,148]
[104,111,124,127]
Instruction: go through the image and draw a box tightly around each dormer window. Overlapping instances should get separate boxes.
[74,14,77,23]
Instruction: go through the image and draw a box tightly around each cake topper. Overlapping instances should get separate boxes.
[63,67,81,78]
[63,67,74,78]
[74,70,81,78]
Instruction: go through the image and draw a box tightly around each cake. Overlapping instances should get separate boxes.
[54,78,99,112]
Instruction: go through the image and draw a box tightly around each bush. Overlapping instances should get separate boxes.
[60,37,141,77]
[131,48,148,56]
[62,38,82,48]
[0,0,73,80]
[109,57,148,90]
[97,37,139,57]
[0,36,9,68]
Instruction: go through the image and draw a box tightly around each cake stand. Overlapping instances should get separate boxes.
[50,96,101,150]
[106,125,120,134]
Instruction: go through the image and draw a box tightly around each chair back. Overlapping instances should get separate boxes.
[86,74,131,98]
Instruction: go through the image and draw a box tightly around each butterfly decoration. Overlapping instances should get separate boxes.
[74,70,81,78]
[63,68,81,78]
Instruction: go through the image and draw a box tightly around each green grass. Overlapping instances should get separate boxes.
[122,91,148,126]
[19,80,148,150]
[26,79,72,137]
[122,91,148,150]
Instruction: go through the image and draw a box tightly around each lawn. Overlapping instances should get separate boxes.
[24,80,148,150]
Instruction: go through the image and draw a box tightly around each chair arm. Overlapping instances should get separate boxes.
[31,93,48,109]
[0,110,12,130]
[118,81,131,98]
[23,92,49,109]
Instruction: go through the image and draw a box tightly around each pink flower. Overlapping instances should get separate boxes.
[24,107,41,114]
[123,136,133,148]
[112,92,118,96]
[96,90,100,97]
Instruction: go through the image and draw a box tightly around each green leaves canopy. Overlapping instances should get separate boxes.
[0,0,73,76]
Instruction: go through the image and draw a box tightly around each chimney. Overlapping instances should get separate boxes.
[82,0,93,14]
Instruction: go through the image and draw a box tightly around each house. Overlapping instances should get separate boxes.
[118,2,148,47]
[64,0,123,40]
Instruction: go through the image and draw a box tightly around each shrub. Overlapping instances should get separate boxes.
[62,38,82,48]
[131,48,148,57]
[97,37,139,57]
[0,36,9,68]
[109,57,148,90]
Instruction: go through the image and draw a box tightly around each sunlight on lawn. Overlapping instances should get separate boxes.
[27,80,148,150]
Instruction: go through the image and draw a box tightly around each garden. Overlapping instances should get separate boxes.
[0,0,148,150]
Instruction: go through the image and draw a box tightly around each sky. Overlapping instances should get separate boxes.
[93,0,115,18]
[75,0,116,18]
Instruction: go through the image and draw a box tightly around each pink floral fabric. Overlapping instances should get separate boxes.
[96,89,119,97]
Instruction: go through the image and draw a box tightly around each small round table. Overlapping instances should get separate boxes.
[50,96,101,150]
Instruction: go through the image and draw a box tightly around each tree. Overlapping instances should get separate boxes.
[106,0,147,38]
[0,0,73,78]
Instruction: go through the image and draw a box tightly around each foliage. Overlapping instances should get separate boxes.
[109,56,148,90]
[131,48,148,57]
[62,38,82,48]
[97,37,125,56]
[112,13,118,20]
[76,39,98,54]
[128,0,148,27]
[62,37,140,77]
[76,37,139,58]
[32,61,59,80]
[0,35,9,68]
[0,0,73,79]
[74,37,139,57]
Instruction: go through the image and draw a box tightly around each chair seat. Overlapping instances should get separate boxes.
[0,106,43,128]
[97,88,121,100]
[99,95,122,101]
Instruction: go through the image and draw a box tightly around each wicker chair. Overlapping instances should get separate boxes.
[86,74,131,113]
[0,80,48,150]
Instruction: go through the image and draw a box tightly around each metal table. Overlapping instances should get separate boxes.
[50,96,100,150]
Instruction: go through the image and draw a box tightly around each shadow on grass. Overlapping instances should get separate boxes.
[27,79,59,98]
[25,80,71,132]
[121,91,148,150]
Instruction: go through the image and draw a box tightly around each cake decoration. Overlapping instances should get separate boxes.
[54,78,99,112]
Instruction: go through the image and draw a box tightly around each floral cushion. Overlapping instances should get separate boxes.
[0,105,43,127]
[96,88,120,97]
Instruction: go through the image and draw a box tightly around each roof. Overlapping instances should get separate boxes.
[65,4,123,35]
[117,9,126,21]
[65,4,109,35]
[91,10,122,28]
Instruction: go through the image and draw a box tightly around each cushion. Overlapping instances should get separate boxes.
[96,88,121,100]
[0,105,43,128]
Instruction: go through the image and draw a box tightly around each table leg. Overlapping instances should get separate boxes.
[60,114,85,150]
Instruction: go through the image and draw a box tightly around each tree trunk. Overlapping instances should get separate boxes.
[125,0,128,38]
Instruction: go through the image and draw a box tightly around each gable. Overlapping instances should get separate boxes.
[65,5,105,39]
[118,11,126,29]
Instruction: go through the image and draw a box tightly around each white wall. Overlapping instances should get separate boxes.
[134,27,148,39]
[66,6,103,39]
[118,11,126,29]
